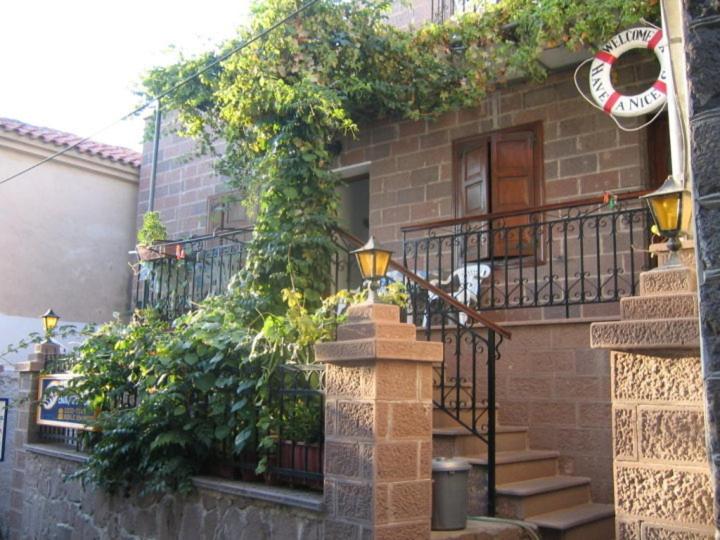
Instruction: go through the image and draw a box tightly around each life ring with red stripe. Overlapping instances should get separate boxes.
[589,27,668,118]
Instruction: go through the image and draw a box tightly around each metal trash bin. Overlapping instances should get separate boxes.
[431,457,471,531]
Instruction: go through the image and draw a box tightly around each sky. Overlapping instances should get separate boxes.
[0,1,252,152]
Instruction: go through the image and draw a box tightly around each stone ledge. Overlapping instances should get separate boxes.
[24,445,325,513]
[639,267,697,296]
[591,318,699,350]
[620,293,698,320]
[316,338,443,364]
[193,477,324,512]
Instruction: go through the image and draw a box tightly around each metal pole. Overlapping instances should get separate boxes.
[148,102,162,212]
[487,329,496,517]
[660,1,684,187]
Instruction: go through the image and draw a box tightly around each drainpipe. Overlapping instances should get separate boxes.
[148,101,162,212]
[681,2,720,535]
[660,1,684,187]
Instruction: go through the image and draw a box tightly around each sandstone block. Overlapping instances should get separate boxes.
[388,480,431,521]
[616,518,640,540]
[337,402,374,439]
[613,406,638,460]
[325,441,360,478]
[615,464,713,526]
[641,522,714,539]
[620,293,698,320]
[388,403,432,438]
[325,365,375,399]
[375,361,419,400]
[377,442,419,481]
[591,318,699,350]
[639,267,697,296]
[315,338,442,364]
[638,407,706,464]
[337,482,373,521]
[337,321,416,342]
[612,352,703,403]
[347,303,400,323]
[375,520,430,540]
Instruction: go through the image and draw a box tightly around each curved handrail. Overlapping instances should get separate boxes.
[401,189,651,233]
[334,227,512,339]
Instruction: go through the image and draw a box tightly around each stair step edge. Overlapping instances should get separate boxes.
[433,425,528,436]
[526,503,615,530]
[497,475,591,497]
[460,450,560,466]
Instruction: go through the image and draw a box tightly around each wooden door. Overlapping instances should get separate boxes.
[489,130,536,258]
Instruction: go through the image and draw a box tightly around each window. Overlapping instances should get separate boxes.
[454,123,543,258]
[207,191,251,232]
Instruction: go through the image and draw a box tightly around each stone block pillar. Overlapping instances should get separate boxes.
[591,247,715,538]
[315,302,442,540]
[7,341,57,538]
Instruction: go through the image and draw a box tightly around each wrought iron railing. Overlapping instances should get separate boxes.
[401,191,653,319]
[133,228,253,318]
[431,0,496,23]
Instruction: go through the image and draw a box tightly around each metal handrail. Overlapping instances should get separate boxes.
[334,227,511,339]
[401,189,651,233]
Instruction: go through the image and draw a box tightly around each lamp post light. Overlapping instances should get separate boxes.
[351,236,393,303]
[41,309,60,341]
[641,175,685,268]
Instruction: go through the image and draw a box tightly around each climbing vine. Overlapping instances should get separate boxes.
[53,0,660,495]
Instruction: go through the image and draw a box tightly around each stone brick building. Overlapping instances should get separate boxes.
[123,3,716,538]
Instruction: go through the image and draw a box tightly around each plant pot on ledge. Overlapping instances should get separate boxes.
[277,440,323,490]
[136,242,178,262]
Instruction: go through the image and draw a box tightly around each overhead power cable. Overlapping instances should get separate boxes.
[0,0,322,187]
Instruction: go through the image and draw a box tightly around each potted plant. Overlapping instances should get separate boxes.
[136,211,175,261]
[276,399,323,489]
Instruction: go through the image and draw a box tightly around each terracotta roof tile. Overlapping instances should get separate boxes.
[0,117,141,167]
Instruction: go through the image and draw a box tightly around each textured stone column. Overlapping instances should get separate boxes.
[7,342,57,538]
[591,252,715,538]
[315,302,442,540]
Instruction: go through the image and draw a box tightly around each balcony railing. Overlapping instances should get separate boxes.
[133,228,253,318]
[401,191,654,319]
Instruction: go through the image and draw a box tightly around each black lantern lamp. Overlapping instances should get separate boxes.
[41,309,60,339]
[351,236,393,303]
[641,175,685,267]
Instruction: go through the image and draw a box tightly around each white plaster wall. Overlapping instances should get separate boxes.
[0,131,139,324]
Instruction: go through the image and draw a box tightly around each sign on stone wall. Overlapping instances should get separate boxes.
[0,398,7,461]
[37,375,94,429]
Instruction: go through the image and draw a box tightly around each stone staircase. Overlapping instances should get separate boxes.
[432,400,615,539]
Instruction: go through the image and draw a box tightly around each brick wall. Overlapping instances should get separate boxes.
[338,60,655,256]
[137,116,230,239]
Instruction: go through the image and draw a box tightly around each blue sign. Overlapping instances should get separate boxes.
[37,375,94,429]
[0,398,7,462]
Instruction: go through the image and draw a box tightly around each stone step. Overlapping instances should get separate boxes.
[590,317,699,350]
[432,406,499,430]
[431,518,532,540]
[639,267,696,296]
[433,426,528,456]
[462,450,560,484]
[526,503,615,540]
[620,293,697,320]
[496,476,592,519]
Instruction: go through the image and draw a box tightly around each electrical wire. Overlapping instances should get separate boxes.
[0,0,322,188]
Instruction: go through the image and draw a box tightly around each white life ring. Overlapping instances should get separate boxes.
[589,27,668,118]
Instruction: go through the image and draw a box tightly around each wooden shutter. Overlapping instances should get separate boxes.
[489,130,536,257]
[457,140,490,217]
